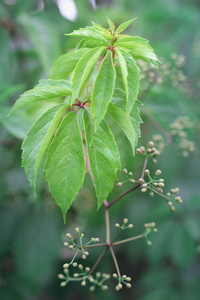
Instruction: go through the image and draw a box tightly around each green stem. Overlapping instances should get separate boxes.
[110,246,121,278]
[112,234,144,246]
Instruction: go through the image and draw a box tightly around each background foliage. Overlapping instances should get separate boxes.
[0,0,199,299]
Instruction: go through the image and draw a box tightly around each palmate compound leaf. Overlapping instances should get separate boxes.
[9,79,72,115]
[71,46,106,101]
[44,111,86,221]
[83,109,121,209]
[116,49,140,115]
[21,104,69,192]
[91,51,116,130]
[49,48,89,80]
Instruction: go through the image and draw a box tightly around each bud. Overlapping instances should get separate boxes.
[113,273,118,278]
[142,183,148,188]
[123,168,128,174]
[58,274,65,279]
[63,263,69,269]
[85,267,90,273]
[150,191,154,197]
[96,272,101,278]
[141,188,147,193]
[64,242,68,247]
[123,218,128,224]
[145,169,150,176]
[139,178,145,183]
[102,285,108,291]
[147,240,152,246]
[155,170,162,176]
[73,273,79,278]
[81,280,86,286]
[128,224,133,229]
[128,172,133,176]
[78,264,83,270]
[66,233,72,239]
[126,283,132,288]
[136,148,142,154]
[170,206,175,212]
[82,254,87,259]
[148,141,154,148]
[117,182,122,187]
[75,227,80,233]
[60,281,67,287]
[115,223,120,228]
[72,262,77,267]
[130,179,135,183]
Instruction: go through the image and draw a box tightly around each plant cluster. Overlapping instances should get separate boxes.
[9,18,185,292]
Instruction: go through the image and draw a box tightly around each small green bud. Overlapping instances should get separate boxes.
[123,218,128,224]
[64,242,68,247]
[145,169,150,176]
[130,179,135,183]
[140,146,145,152]
[72,262,78,267]
[155,170,162,176]
[96,272,101,278]
[126,277,131,281]
[113,273,118,278]
[89,286,95,292]
[82,254,87,259]
[66,233,72,239]
[69,245,74,249]
[123,168,128,174]
[147,240,152,246]
[84,251,89,256]
[139,178,145,183]
[63,263,69,269]
[115,223,120,228]
[150,191,154,197]
[126,283,132,288]
[128,172,133,176]
[142,183,148,188]
[78,264,83,270]
[73,273,79,278]
[158,182,164,187]
[170,206,175,212]
[75,227,80,233]
[58,274,65,279]
[102,285,108,291]
[60,281,67,287]
[85,267,90,273]
[122,275,127,279]
[81,280,86,286]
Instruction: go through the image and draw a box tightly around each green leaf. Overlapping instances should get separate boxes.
[111,89,142,144]
[45,111,86,221]
[77,38,106,50]
[115,18,137,34]
[72,46,105,101]
[106,17,115,33]
[91,51,116,129]
[118,43,158,62]
[107,103,136,155]
[83,110,121,208]
[9,79,71,115]
[49,49,88,80]
[36,79,71,89]
[66,28,109,44]
[116,36,149,45]
[22,104,69,191]
[116,49,140,115]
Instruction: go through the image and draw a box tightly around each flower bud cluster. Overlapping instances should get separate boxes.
[117,168,135,187]
[136,141,160,162]
[166,187,183,212]
[115,218,133,230]
[170,116,195,157]
[139,169,165,196]
[113,273,132,291]
[88,272,110,292]
[143,222,157,246]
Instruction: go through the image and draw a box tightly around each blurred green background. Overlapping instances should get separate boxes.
[0,0,200,299]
